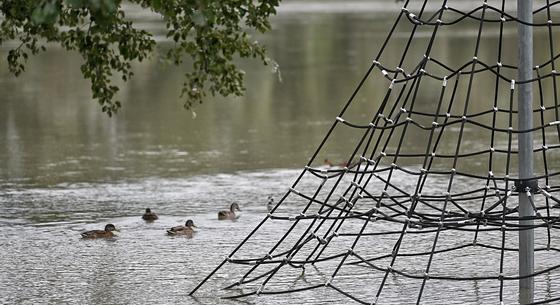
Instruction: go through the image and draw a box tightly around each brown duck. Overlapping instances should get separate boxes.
[81,224,118,239]
[218,202,241,220]
[142,208,158,221]
[167,219,197,236]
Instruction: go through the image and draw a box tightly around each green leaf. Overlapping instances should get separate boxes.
[31,0,60,25]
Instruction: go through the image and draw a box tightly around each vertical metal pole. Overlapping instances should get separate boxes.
[518,0,534,304]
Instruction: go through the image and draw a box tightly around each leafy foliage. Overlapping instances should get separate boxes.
[0,0,280,116]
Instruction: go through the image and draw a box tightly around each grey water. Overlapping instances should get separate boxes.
[2,1,560,304]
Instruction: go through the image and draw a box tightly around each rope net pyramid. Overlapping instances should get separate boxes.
[192,0,560,303]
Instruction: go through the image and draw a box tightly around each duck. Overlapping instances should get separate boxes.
[267,196,275,212]
[167,219,197,236]
[142,208,158,221]
[218,202,241,220]
[81,224,118,239]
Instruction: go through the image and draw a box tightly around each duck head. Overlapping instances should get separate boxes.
[185,219,197,228]
[104,224,118,232]
[231,202,241,212]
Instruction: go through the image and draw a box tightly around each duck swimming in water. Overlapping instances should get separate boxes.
[267,196,275,212]
[81,224,118,239]
[218,202,241,220]
[142,208,158,221]
[167,219,197,236]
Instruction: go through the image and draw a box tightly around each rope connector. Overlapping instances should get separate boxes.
[436,19,442,24]
[461,115,467,121]
[372,60,379,66]
[500,17,505,23]
[419,68,426,74]
[489,171,494,177]
[369,122,376,129]
[289,187,300,195]
[445,112,451,118]
[432,121,439,127]
[472,56,478,62]
[543,145,549,150]
[549,121,560,126]
[336,116,345,123]
[442,76,447,87]
[400,107,407,113]
[431,152,436,157]
[406,117,413,122]
[510,79,515,90]
[493,106,498,112]
[497,61,502,67]
[548,20,553,25]
[490,147,495,152]
[389,79,395,89]
[381,69,388,76]
[540,105,546,111]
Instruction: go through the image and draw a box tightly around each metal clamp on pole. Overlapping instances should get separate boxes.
[514,179,539,193]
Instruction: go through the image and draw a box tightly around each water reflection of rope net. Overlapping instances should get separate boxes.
[192,0,560,304]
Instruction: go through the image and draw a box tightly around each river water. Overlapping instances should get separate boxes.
[2,1,560,304]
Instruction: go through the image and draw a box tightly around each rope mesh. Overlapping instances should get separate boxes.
[192,1,560,303]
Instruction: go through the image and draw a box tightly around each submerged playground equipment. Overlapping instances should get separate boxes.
[192,0,560,303]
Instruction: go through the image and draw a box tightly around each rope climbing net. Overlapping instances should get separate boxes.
[192,0,560,303]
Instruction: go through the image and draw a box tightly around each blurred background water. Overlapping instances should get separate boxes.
[2,1,560,304]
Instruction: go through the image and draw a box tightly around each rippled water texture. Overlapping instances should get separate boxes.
[3,1,560,304]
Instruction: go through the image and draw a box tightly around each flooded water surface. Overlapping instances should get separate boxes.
[2,1,560,304]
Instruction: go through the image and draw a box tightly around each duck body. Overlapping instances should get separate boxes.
[218,202,241,220]
[142,208,158,221]
[167,219,197,237]
[81,224,118,239]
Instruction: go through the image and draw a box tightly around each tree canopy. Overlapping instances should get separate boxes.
[0,0,280,116]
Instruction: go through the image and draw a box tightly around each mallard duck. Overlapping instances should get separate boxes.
[81,224,118,239]
[142,208,158,221]
[218,202,241,220]
[167,219,197,236]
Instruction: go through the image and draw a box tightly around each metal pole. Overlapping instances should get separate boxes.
[517,0,534,303]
